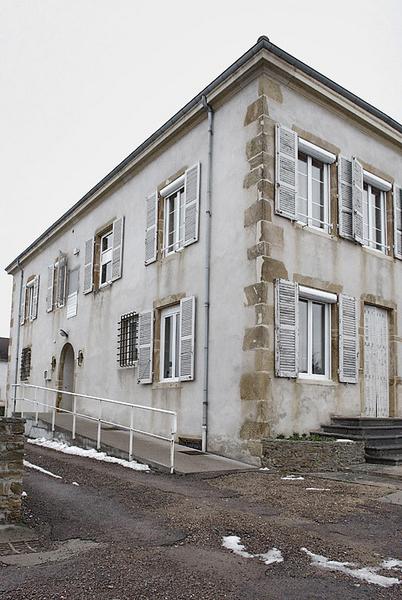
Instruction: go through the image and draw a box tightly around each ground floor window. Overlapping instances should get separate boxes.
[118,312,138,367]
[298,293,331,379]
[20,347,31,381]
[160,304,180,381]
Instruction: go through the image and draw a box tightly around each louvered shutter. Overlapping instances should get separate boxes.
[393,184,402,259]
[46,265,54,312]
[339,294,359,383]
[179,296,195,381]
[274,279,298,378]
[32,275,40,320]
[56,255,67,307]
[111,217,124,281]
[20,285,26,325]
[352,157,364,244]
[183,163,200,247]
[275,124,297,220]
[338,156,354,240]
[138,310,153,383]
[145,191,158,265]
[83,238,94,294]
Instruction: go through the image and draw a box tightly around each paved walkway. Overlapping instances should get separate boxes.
[24,413,256,475]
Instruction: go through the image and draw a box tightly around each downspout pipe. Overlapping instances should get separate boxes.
[13,259,24,415]
[201,95,213,453]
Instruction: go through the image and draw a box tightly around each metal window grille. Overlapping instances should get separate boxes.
[20,347,31,381]
[117,312,138,367]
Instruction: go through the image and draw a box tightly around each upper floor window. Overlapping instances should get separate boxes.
[164,185,185,255]
[362,180,387,253]
[46,254,67,312]
[100,230,113,286]
[297,152,330,232]
[21,275,39,324]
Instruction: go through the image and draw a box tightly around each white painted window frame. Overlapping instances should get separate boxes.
[100,230,113,287]
[297,139,334,233]
[161,175,185,256]
[160,304,181,382]
[26,279,36,322]
[298,286,333,381]
[362,174,388,254]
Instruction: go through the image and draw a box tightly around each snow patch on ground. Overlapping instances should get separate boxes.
[222,536,283,565]
[24,460,62,479]
[27,438,150,471]
[382,559,402,570]
[21,491,27,498]
[72,481,79,486]
[306,487,331,491]
[259,467,270,471]
[302,548,401,588]
[281,475,304,481]
[335,439,355,443]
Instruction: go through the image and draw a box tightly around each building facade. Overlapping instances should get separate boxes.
[5,38,402,464]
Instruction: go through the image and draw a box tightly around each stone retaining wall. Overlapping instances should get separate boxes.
[262,438,365,472]
[0,417,25,523]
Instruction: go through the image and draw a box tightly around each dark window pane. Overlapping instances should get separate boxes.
[312,303,325,375]
[299,300,308,373]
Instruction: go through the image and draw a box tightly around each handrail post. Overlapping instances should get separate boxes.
[51,389,56,436]
[96,399,102,450]
[128,406,134,462]
[34,387,39,425]
[72,395,77,440]
[170,413,177,474]
[20,384,24,419]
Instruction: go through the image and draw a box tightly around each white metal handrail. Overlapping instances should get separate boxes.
[12,383,177,473]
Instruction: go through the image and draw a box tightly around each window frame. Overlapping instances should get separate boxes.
[117,312,139,368]
[297,150,331,233]
[99,230,113,287]
[25,279,36,322]
[362,180,387,254]
[161,175,185,256]
[160,304,181,382]
[20,347,31,381]
[298,287,332,381]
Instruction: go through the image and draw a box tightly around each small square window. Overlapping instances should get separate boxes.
[118,313,138,367]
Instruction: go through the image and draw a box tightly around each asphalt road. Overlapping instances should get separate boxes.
[1,444,401,599]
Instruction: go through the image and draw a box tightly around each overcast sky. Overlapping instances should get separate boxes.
[0,0,401,337]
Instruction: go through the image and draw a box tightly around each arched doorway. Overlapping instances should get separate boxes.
[57,343,75,411]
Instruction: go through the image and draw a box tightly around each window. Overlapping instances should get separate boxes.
[362,181,387,253]
[47,255,67,312]
[66,268,79,319]
[118,312,138,367]
[22,276,39,323]
[298,296,330,379]
[297,151,330,231]
[160,305,181,381]
[100,231,113,286]
[20,347,31,381]
[164,186,185,255]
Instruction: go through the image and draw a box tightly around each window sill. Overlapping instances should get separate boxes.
[152,381,183,390]
[296,377,335,387]
[294,222,334,240]
[362,246,392,261]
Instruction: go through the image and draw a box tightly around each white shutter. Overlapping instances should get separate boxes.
[138,310,153,383]
[56,255,67,307]
[339,294,359,383]
[352,157,364,244]
[274,279,298,378]
[111,217,124,281]
[145,191,158,265]
[66,268,79,318]
[20,285,26,325]
[393,184,402,259]
[338,156,354,240]
[183,163,200,247]
[83,238,94,294]
[275,124,298,220]
[179,296,195,381]
[32,275,40,320]
[46,265,54,312]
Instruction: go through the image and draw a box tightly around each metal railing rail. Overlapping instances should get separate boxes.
[12,383,177,474]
